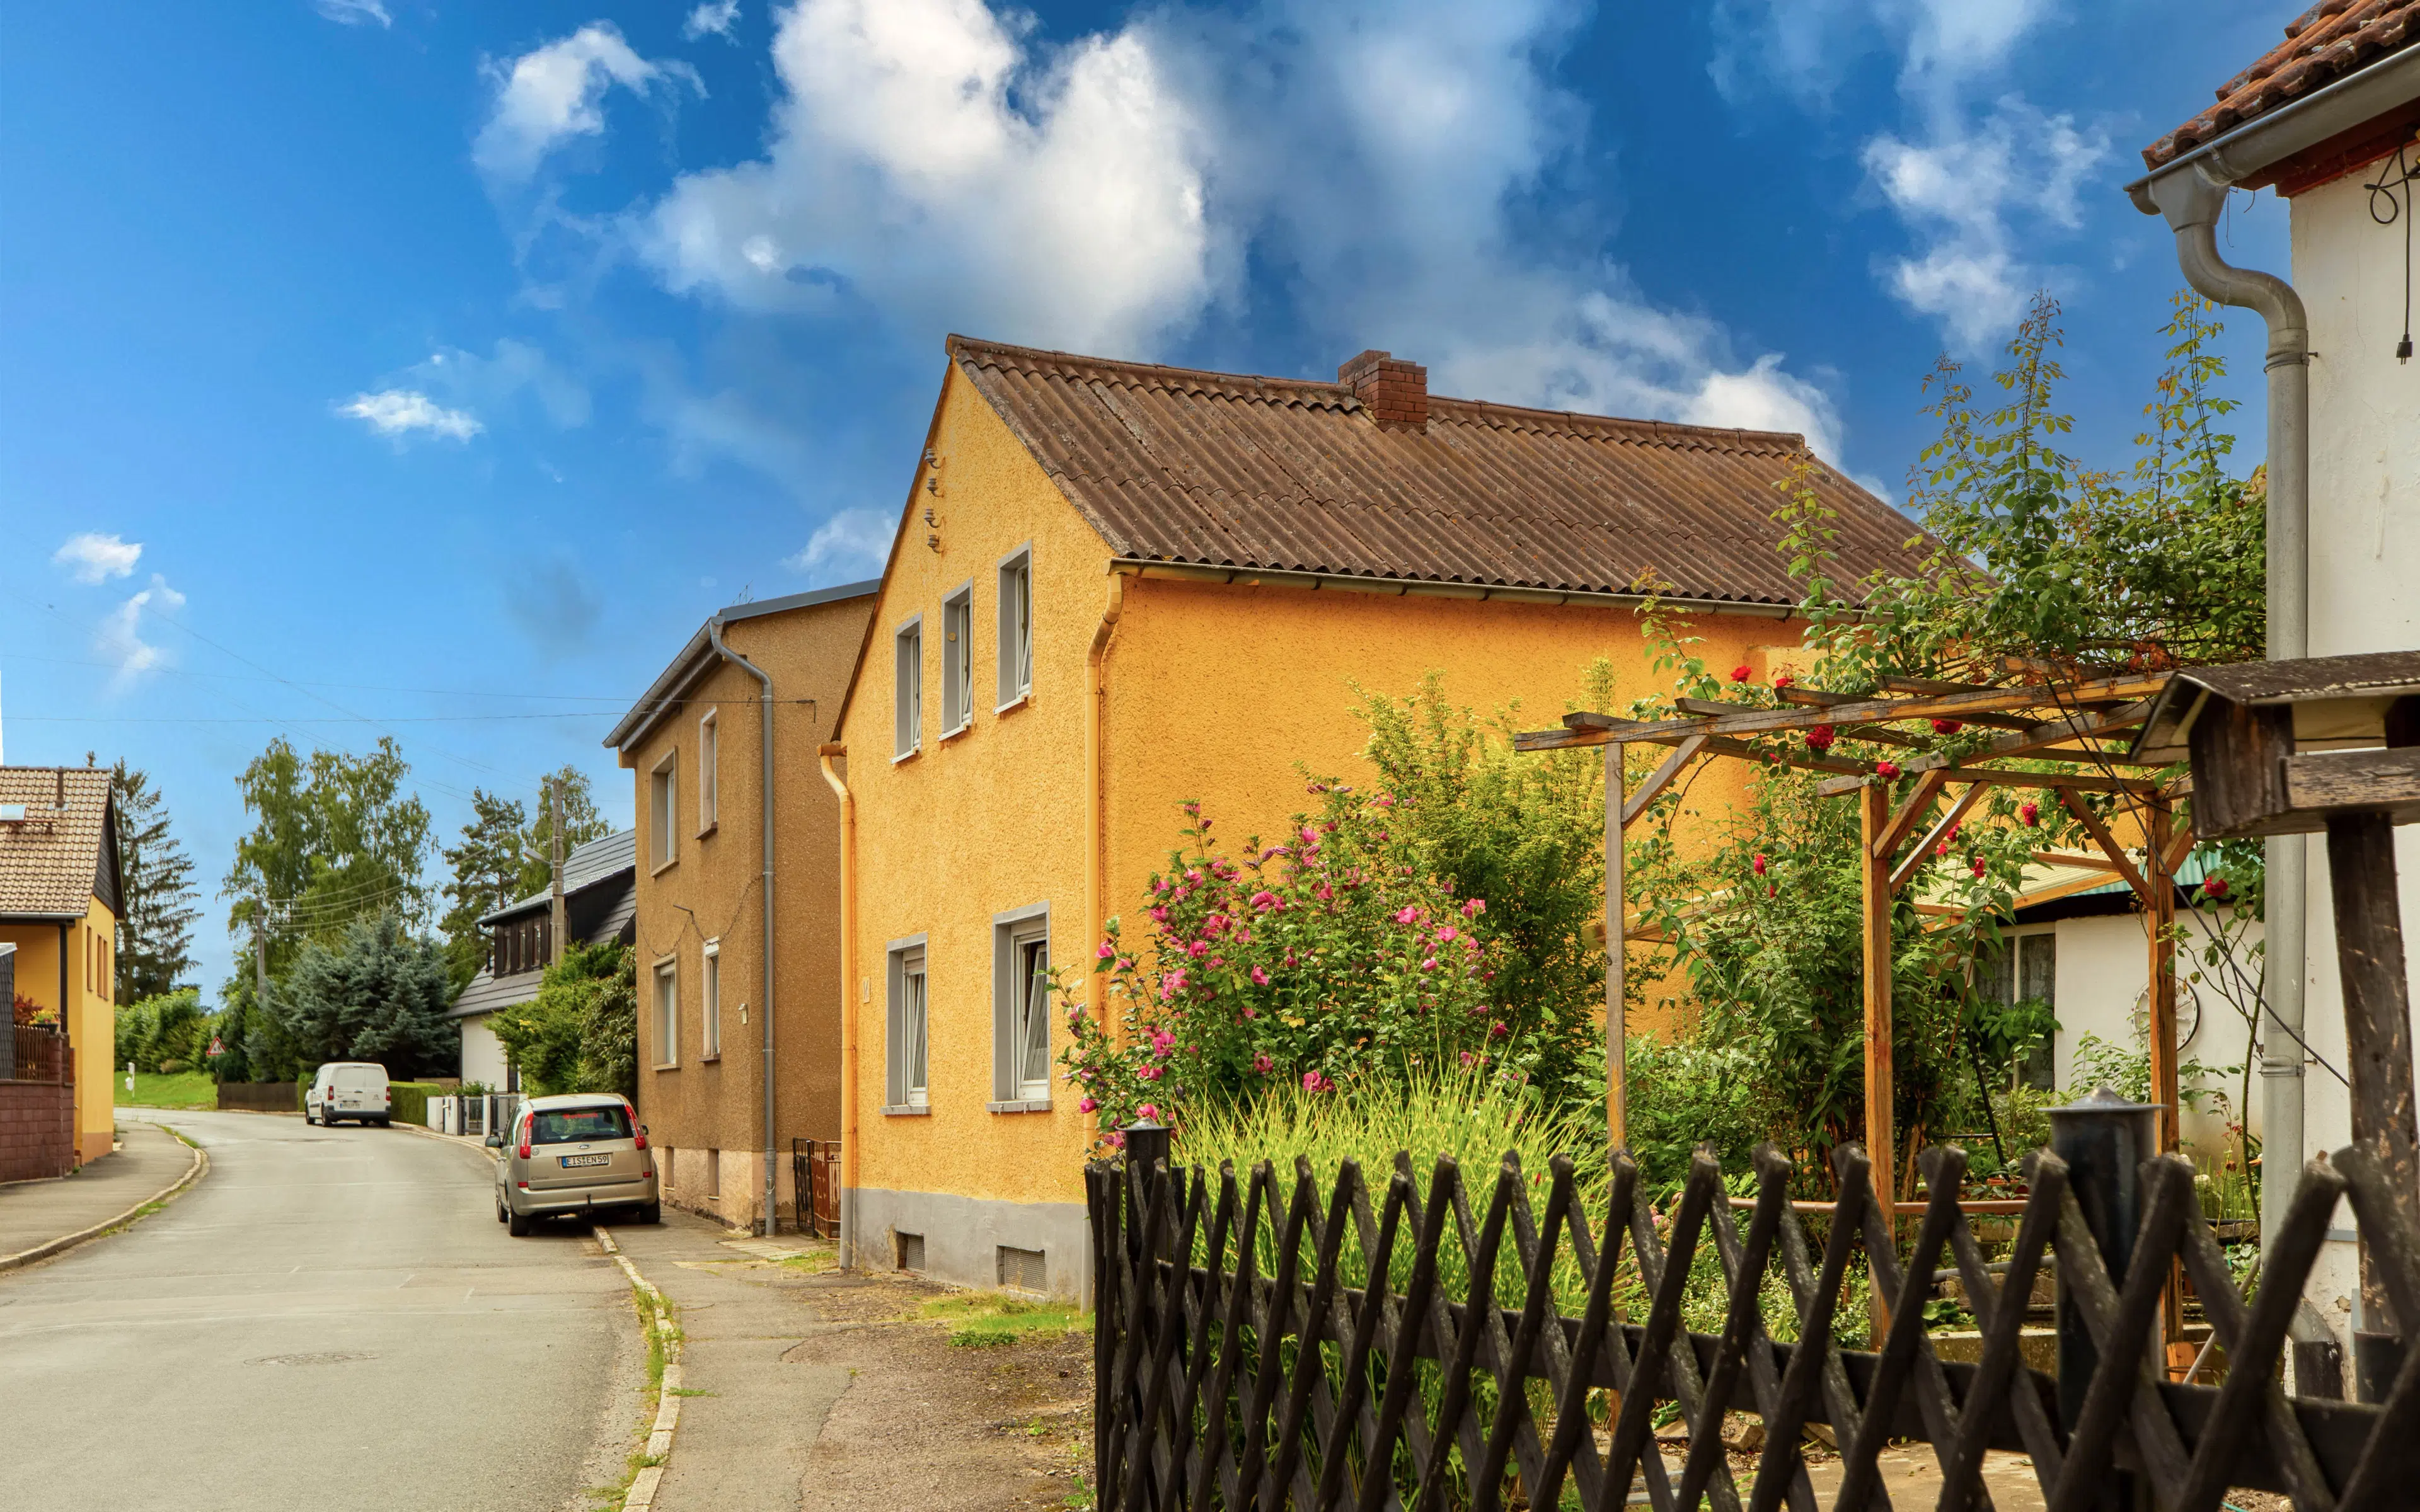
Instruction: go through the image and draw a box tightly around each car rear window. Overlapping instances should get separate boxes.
[529,1106,633,1145]
[335,1068,383,1090]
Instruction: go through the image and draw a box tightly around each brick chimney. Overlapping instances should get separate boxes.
[1337,349,1427,432]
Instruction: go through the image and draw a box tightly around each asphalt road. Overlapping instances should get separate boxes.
[0,1110,642,1512]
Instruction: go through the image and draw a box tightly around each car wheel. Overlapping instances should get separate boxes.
[496,1196,509,1224]
[304,1108,317,1126]
[635,1201,662,1225]
[374,1117,390,1128]
[508,1208,533,1237]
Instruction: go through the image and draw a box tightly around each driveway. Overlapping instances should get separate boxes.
[0,1109,645,1512]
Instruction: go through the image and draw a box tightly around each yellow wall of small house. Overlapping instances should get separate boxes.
[841,365,1810,1211]
[1,903,118,1162]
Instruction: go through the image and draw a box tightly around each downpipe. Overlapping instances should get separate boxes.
[2143,163,2310,1258]
[706,618,781,1237]
[819,742,857,1269]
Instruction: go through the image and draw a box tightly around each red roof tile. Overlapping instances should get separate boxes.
[949,336,1937,610]
[2143,0,2420,170]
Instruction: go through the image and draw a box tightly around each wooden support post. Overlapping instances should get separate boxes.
[2328,808,2418,1370]
[2145,798,2190,1377]
[1606,742,1627,1154]
[1861,782,1896,1341]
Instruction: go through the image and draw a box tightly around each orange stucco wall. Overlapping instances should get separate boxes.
[3,901,119,1164]
[838,366,1808,1215]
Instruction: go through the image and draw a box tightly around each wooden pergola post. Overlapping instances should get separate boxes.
[1606,741,1627,1152]
[2145,798,2181,1154]
[1861,782,1896,1216]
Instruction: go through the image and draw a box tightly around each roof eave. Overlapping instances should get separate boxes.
[604,581,882,752]
[1103,559,1810,619]
[2129,42,2420,206]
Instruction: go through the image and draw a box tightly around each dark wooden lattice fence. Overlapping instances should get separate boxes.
[1088,1136,2419,1511]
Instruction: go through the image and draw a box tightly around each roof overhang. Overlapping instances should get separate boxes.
[604,580,880,752]
[2129,652,2420,765]
[1105,559,1799,619]
[2128,43,2420,214]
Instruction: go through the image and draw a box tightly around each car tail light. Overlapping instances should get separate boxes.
[634,1131,648,1151]
[518,1140,531,1159]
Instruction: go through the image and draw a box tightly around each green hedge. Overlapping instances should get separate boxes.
[389,1082,444,1128]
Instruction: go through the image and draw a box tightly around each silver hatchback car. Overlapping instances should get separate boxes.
[491,1093,660,1234]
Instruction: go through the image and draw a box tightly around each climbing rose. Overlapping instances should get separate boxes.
[1773,673,1795,689]
[1875,760,1900,778]
[1730,665,1751,684]
[1931,718,1963,735]
[1969,856,1986,878]
[2203,876,2232,900]
[1805,724,1836,753]
[2020,801,2040,827]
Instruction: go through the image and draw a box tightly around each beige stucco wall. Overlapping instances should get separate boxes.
[621,592,873,1230]
[1,904,117,1163]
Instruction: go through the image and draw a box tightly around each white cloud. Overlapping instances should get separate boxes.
[416,340,591,428]
[314,0,391,27]
[54,532,143,585]
[98,574,185,687]
[635,0,1850,462]
[684,1,741,40]
[338,389,485,441]
[785,508,896,581]
[1864,98,2104,350]
[475,23,689,182]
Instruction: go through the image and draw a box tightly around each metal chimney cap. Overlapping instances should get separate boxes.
[2046,1085,2168,1118]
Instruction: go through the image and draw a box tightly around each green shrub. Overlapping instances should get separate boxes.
[388,1082,443,1126]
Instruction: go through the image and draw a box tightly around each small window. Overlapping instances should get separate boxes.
[652,958,679,1068]
[894,616,923,759]
[998,1245,1047,1293]
[940,583,974,736]
[887,940,929,1109]
[1979,930,2057,1092]
[997,546,1032,709]
[698,710,718,832]
[993,907,1052,1104]
[896,1232,926,1271]
[702,939,722,1059]
[649,752,679,869]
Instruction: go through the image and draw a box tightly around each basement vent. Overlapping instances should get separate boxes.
[997,1245,1047,1293]
[896,1232,926,1271]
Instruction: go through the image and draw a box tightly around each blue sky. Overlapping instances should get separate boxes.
[2,0,2294,999]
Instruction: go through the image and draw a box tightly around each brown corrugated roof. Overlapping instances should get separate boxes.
[2142,0,2420,170]
[949,336,1937,609]
[0,767,114,919]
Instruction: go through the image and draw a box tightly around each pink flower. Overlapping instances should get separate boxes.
[1150,1029,1175,1058]
[1301,825,1318,844]
[1066,1005,1085,1022]
[1252,1053,1274,1074]
[1250,890,1279,912]
[1240,1005,1256,1019]
[1160,969,1189,999]
[1393,905,1419,925]
[1374,794,1397,808]
[1489,1021,1509,1040]
[1148,906,1170,924]
[1969,856,1986,879]
[1097,939,1115,959]
[1458,1050,1476,1067]
[1301,1070,1333,1093]
[1436,925,1457,942]
[1079,1096,1098,1113]
[1420,957,1438,972]
[1104,1131,1126,1149]
[1185,940,1209,959]
[1250,965,1269,986]
[1315,883,1334,902]
[1462,897,1486,918]
[1137,1063,1164,1082]
[1136,1104,1158,1121]
[1751,852,1768,877]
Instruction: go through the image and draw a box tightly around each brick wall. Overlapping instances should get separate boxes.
[1337,348,1429,432]
[0,1079,76,1183]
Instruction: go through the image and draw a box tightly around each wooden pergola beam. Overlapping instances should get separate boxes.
[1889,781,1988,893]
[1891,700,2154,778]
[1622,734,1707,825]
[1874,770,1951,861]
[1526,672,2170,751]
[2059,789,2153,902]
[1814,766,2157,798]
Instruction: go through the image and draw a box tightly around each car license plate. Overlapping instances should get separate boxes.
[559,1154,611,1169]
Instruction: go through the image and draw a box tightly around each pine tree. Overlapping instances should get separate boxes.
[438,789,529,994]
[112,762,200,1000]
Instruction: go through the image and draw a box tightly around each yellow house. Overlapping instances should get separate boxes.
[1,765,122,1167]
[823,338,1932,1298]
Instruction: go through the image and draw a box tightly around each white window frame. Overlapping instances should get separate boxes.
[649,751,679,871]
[1979,924,2058,1092]
[885,936,930,1113]
[697,709,718,834]
[894,615,924,760]
[940,581,975,738]
[991,903,1052,1110]
[652,955,679,1069]
[996,544,1033,711]
[701,938,722,1060]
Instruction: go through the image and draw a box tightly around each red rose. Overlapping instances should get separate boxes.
[1931,718,1962,735]
[1876,760,1901,778]
[2020,801,2039,827]
[1751,852,1768,876]
[1730,665,1752,684]
[1773,673,1795,689]
[2203,876,2231,900]
[1804,723,1836,753]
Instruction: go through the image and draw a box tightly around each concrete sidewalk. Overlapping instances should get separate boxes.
[0,1120,201,1264]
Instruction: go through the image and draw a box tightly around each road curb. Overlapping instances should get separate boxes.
[0,1125,209,1274]
[594,1225,684,1512]
[391,1119,499,1161]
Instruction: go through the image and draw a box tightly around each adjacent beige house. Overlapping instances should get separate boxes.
[1,765,121,1167]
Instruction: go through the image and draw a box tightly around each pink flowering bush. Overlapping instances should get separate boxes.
[1060,795,1518,1137]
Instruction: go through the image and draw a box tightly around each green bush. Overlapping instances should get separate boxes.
[388,1081,444,1127]
[114,988,206,1074]
[490,942,635,1097]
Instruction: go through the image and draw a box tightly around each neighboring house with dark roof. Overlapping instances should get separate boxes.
[822,337,1942,1299]
[2129,4,2417,1394]
[603,582,878,1234]
[1,765,122,1167]
[447,829,637,1091]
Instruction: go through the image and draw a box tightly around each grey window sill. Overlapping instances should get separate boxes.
[988,1098,1052,1114]
[880,1104,930,1116]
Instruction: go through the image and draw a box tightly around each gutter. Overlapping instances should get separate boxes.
[1086,576,1127,1051]
[1103,559,1797,619]
[704,618,781,1237]
[2121,47,2420,1261]
[817,743,856,1269]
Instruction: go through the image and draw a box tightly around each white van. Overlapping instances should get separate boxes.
[306,1062,392,1126]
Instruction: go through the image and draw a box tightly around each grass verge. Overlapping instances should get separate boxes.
[922,1291,1090,1349]
[115,1071,217,1110]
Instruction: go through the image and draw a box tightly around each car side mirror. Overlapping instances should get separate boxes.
[484,1133,504,1149]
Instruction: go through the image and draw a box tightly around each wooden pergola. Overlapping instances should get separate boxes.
[1516,669,2191,1215]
